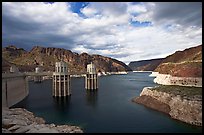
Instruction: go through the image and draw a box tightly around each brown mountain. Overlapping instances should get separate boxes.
[128,58,164,71]
[2,45,132,74]
[154,45,202,77]
[2,45,27,61]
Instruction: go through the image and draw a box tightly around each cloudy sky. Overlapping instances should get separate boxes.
[2,2,202,64]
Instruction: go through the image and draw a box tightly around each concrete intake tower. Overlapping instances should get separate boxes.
[85,62,98,90]
[53,61,71,97]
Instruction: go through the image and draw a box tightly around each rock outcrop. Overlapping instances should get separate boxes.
[154,45,202,77]
[132,87,202,126]
[2,107,83,133]
[2,45,132,73]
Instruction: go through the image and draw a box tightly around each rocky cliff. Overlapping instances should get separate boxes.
[2,107,83,133]
[128,58,164,71]
[2,45,132,73]
[154,45,202,77]
[132,87,202,126]
[131,45,202,127]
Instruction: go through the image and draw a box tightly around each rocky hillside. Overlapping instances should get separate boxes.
[128,58,164,71]
[161,45,202,63]
[2,45,27,61]
[154,45,202,77]
[2,45,132,73]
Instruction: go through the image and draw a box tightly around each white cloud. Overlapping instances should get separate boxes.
[2,2,202,65]
[3,2,73,23]
[80,6,98,17]
[132,11,153,22]
[127,3,147,13]
[89,2,128,17]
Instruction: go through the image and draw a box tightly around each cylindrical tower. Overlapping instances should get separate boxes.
[85,62,98,90]
[53,61,71,97]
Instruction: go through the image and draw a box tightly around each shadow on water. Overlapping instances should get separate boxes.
[11,96,29,109]
[85,90,98,108]
[53,96,71,111]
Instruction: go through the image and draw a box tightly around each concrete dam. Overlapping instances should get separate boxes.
[2,73,29,108]
[2,62,98,108]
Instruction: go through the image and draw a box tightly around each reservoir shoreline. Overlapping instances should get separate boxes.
[132,87,202,127]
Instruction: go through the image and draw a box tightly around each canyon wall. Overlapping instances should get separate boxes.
[132,87,202,126]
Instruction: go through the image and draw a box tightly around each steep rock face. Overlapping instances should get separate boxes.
[154,45,202,77]
[133,95,171,114]
[132,87,202,126]
[128,58,164,71]
[2,45,132,73]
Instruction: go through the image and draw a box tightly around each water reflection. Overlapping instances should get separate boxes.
[85,90,98,107]
[53,96,71,111]
[86,90,98,107]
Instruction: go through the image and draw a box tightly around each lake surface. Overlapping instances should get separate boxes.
[12,72,202,133]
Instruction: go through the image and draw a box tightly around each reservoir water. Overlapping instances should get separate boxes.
[12,72,202,133]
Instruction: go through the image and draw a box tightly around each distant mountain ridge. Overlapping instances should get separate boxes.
[128,44,202,77]
[2,45,132,73]
[128,58,164,71]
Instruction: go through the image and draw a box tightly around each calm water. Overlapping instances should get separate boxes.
[12,72,202,133]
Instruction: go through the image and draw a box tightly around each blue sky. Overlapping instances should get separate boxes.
[70,2,89,13]
[2,2,202,64]
[69,2,89,17]
[69,2,151,27]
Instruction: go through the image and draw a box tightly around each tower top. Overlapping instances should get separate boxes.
[55,61,68,73]
[87,62,96,74]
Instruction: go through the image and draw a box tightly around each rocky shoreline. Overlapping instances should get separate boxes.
[132,87,202,127]
[2,107,83,133]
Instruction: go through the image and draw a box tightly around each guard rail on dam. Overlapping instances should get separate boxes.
[2,72,52,108]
